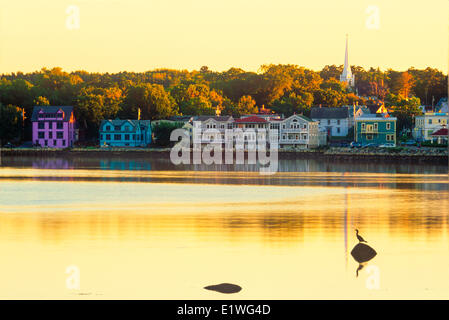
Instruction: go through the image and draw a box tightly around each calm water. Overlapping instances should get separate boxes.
[0,155,448,299]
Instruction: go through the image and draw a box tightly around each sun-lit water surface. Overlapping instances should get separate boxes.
[0,156,448,299]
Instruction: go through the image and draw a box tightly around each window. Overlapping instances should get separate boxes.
[38,122,45,129]
[106,126,112,131]
[367,134,373,140]
[44,140,48,146]
[49,132,53,139]
[374,123,378,130]
[114,126,121,131]
[361,123,366,130]
[337,128,341,134]
[337,120,340,125]
[124,126,130,131]
[53,140,56,146]
[125,134,130,140]
[57,122,63,129]
[62,140,66,146]
[429,119,432,124]
[114,134,121,140]
[106,134,111,140]
[386,123,391,130]
[327,120,331,125]
[57,132,63,139]
[38,132,45,139]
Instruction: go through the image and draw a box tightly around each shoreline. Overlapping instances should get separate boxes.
[1,147,447,164]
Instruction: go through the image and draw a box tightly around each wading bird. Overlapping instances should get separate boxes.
[355,229,367,243]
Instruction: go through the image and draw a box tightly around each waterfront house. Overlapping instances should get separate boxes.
[31,106,77,148]
[192,115,234,144]
[430,128,448,144]
[354,114,397,146]
[413,112,448,141]
[311,107,351,137]
[233,116,271,148]
[279,114,325,149]
[99,119,152,147]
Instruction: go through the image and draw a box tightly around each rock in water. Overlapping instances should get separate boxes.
[204,283,242,294]
[351,243,377,263]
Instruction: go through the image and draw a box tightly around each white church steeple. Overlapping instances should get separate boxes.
[340,34,355,87]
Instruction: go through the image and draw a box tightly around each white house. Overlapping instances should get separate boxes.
[278,114,324,149]
[192,115,234,145]
[413,112,449,141]
[311,107,351,137]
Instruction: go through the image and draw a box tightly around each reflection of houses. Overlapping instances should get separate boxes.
[311,107,350,137]
[279,114,325,148]
[99,119,152,147]
[31,106,77,148]
[355,114,397,145]
[413,112,448,141]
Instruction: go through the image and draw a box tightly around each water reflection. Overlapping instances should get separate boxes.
[1,155,447,174]
[0,157,448,298]
[351,243,377,277]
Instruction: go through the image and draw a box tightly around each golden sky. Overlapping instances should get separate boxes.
[1,0,448,74]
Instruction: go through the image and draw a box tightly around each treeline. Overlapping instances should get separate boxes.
[0,65,446,141]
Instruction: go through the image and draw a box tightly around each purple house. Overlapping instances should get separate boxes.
[31,106,77,148]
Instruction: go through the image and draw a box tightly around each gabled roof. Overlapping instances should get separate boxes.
[283,114,314,122]
[166,115,194,122]
[31,106,74,122]
[431,128,448,136]
[356,114,397,121]
[100,119,151,131]
[310,107,349,119]
[235,116,267,123]
[193,115,233,122]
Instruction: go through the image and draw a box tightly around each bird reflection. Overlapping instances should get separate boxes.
[356,262,367,277]
[351,229,377,277]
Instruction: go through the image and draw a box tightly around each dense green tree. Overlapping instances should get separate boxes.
[385,93,422,134]
[121,83,178,120]
[152,121,185,147]
[0,103,23,143]
[0,65,446,142]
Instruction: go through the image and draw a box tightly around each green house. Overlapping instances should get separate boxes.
[355,115,397,146]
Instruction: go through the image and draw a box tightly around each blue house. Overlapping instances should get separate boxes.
[355,114,397,146]
[99,119,152,147]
